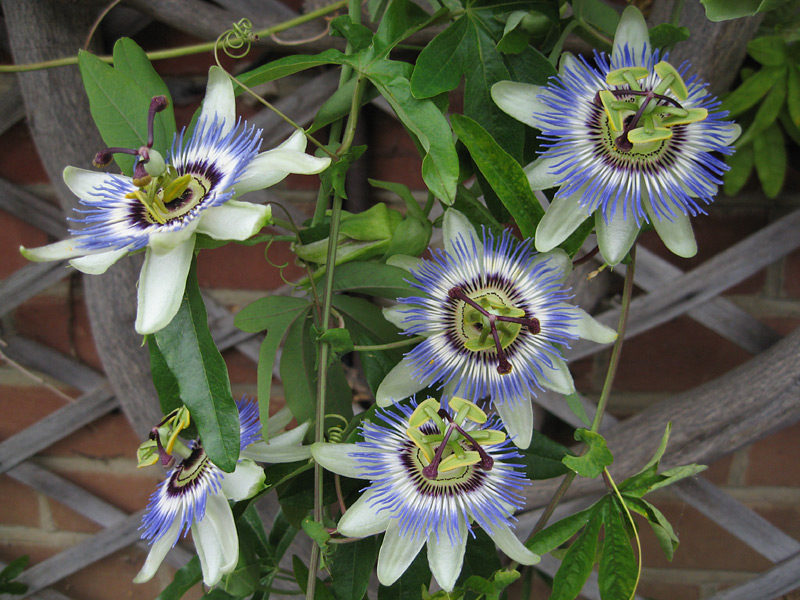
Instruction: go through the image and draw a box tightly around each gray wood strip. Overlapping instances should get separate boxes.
[0,562,73,600]
[0,386,117,475]
[2,336,106,392]
[8,461,193,568]
[704,550,800,600]
[0,261,71,317]
[567,209,800,361]
[0,83,24,137]
[2,512,145,600]
[619,246,782,354]
[0,178,68,239]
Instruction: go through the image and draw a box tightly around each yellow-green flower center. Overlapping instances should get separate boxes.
[127,166,210,225]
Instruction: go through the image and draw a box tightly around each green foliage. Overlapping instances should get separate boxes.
[518,432,574,480]
[331,537,379,600]
[701,0,792,21]
[155,556,202,600]
[562,429,613,478]
[378,544,431,600]
[331,261,417,298]
[0,555,28,596]
[152,259,240,472]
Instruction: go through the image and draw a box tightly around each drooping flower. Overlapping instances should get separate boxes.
[312,397,540,591]
[492,7,741,265]
[134,400,311,587]
[21,66,330,334]
[377,209,615,448]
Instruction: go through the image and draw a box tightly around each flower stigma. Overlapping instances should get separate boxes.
[448,286,541,375]
[407,397,506,480]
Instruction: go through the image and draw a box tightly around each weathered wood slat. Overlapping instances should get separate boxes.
[0,178,68,239]
[2,336,105,392]
[0,261,71,317]
[0,563,73,600]
[0,386,117,475]
[8,461,193,568]
[567,209,800,361]
[672,478,800,563]
[0,83,24,137]
[704,551,800,600]
[624,246,782,354]
[4,512,145,600]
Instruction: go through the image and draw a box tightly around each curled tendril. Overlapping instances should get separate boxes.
[263,238,294,286]
[219,18,258,59]
[325,414,350,443]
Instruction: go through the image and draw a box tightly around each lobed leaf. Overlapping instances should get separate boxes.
[562,429,613,478]
[598,500,637,600]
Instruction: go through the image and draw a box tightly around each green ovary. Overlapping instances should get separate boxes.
[458,292,525,352]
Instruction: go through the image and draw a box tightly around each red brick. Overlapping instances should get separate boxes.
[48,468,161,515]
[44,410,142,459]
[12,292,102,372]
[196,239,305,290]
[636,501,772,572]
[701,453,734,486]
[613,315,751,392]
[636,578,700,600]
[0,541,61,566]
[744,421,800,486]
[224,349,258,386]
[0,475,40,527]
[783,248,800,298]
[0,386,68,440]
[48,500,102,535]
[0,121,49,184]
[0,209,50,278]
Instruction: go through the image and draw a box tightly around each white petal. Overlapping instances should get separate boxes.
[196,200,272,241]
[488,523,540,565]
[427,519,467,592]
[337,488,392,537]
[133,517,182,583]
[200,66,236,137]
[491,81,549,130]
[279,128,309,152]
[524,155,562,190]
[20,239,90,262]
[63,166,120,200]
[613,6,650,65]
[645,205,698,259]
[443,208,481,259]
[595,210,639,266]
[539,354,576,395]
[193,492,239,587]
[69,248,128,274]
[244,443,311,463]
[382,305,410,330]
[311,443,365,479]
[376,359,428,407]
[377,520,427,587]
[494,396,533,449]
[558,53,579,77]
[386,254,425,272]
[533,248,572,283]
[718,123,742,146]
[235,146,330,196]
[570,307,617,344]
[534,193,590,253]
[220,459,264,501]
[270,421,311,447]
[135,239,194,335]
[266,405,295,437]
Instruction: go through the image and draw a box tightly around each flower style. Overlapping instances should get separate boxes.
[21,66,331,334]
[492,7,741,265]
[134,400,312,587]
[312,397,540,591]
[377,209,616,448]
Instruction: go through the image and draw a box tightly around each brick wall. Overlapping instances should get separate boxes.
[2,40,800,600]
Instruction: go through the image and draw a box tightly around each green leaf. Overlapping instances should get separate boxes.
[410,16,469,99]
[562,429,613,478]
[377,543,431,600]
[526,508,593,555]
[624,496,679,561]
[598,500,637,600]
[78,50,164,175]
[317,328,355,356]
[550,501,605,600]
[269,508,300,565]
[721,66,784,117]
[565,392,591,427]
[332,261,416,298]
[236,50,350,90]
[293,555,337,600]
[0,556,28,583]
[519,433,573,480]
[723,144,754,196]
[331,536,379,600]
[788,64,800,127]
[112,38,176,141]
[648,24,690,49]
[635,422,671,477]
[153,260,239,472]
[747,35,787,66]
[147,339,197,437]
[368,179,424,218]
[368,60,459,204]
[573,0,620,38]
[330,15,375,52]
[452,184,505,234]
[311,77,380,133]
[701,0,791,21]
[373,0,435,53]
[155,556,202,600]
[737,70,787,146]
[451,114,544,238]
[458,528,502,585]
[754,121,787,198]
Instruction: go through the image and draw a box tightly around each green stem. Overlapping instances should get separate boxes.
[338,76,368,156]
[527,246,637,538]
[352,336,425,352]
[669,0,686,26]
[0,0,348,73]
